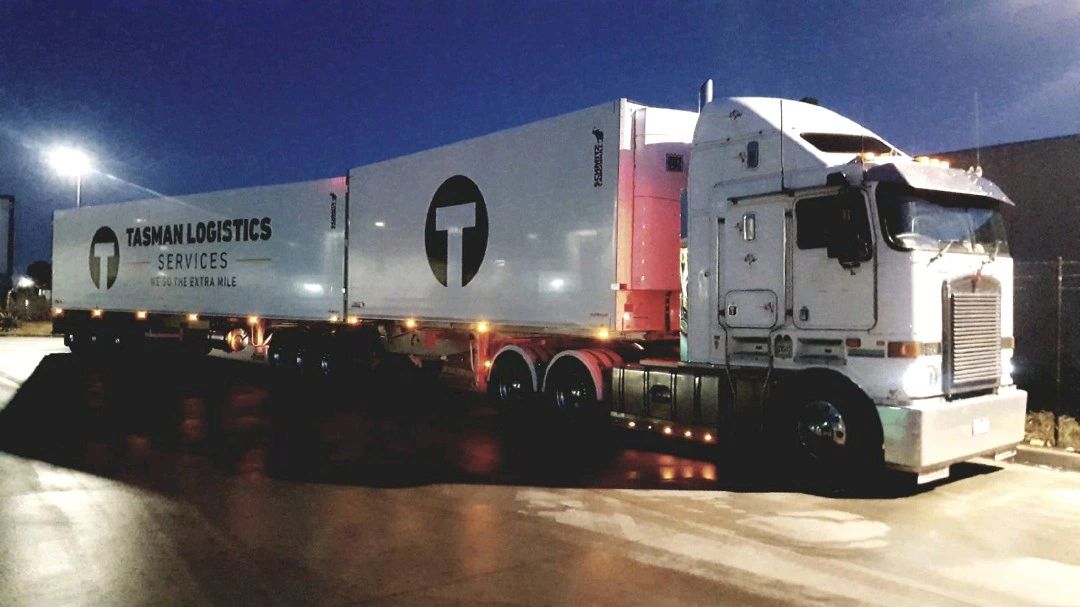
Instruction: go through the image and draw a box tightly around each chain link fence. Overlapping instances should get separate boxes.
[1015,259,1080,415]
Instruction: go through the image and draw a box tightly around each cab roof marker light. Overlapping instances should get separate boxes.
[404,318,418,330]
[135,310,148,320]
[91,309,104,318]
[595,327,611,340]
[475,321,490,334]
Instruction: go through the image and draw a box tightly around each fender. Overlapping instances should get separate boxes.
[542,348,623,401]
[489,343,552,392]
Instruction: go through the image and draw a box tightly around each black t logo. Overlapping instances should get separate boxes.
[89,226,119,290]
[424,175,488,287]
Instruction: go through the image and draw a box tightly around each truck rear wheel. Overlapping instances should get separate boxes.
[488,352,535,412]
[544,357,606,427]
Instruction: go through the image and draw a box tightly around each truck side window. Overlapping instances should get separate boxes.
[796,196,834,249]
[796,191,872,262]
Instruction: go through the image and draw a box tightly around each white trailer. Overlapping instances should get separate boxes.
[347,101,695,332]
[52,90,1026,483]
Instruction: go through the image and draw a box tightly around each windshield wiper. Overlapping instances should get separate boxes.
[928,239,959,265]
[978,240,1003,272]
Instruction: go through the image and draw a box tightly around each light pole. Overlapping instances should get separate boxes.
[46,146,92,208]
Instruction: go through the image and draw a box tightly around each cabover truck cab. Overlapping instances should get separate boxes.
[51,95,1025,484]
[671,97,1025,482]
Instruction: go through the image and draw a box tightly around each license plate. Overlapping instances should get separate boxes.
[972,417,991,436]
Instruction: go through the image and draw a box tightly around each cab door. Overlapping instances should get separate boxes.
[791,190,875,330]
[720,199,787,330]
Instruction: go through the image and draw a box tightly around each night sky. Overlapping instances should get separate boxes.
[2,1,1077,274]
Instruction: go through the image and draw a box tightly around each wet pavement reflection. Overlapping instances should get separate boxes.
[5,347,1071,606]
[0,353,734,493]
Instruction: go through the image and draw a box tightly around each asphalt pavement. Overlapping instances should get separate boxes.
[0,337,1078,606]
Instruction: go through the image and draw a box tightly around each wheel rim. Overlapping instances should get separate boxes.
[552,365,593,414]
[494,357,531,403]
[497,376,525,401]
[796,399,848,460]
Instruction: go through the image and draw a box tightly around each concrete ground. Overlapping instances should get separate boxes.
[0,337,1078,606]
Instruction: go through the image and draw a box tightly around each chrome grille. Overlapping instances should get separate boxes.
[946,289,1001,395]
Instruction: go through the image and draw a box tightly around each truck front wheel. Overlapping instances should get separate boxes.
[770,373,884,486]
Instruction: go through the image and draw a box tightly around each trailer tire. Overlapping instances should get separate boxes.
[769,371,884,487]
[268,329,301,370]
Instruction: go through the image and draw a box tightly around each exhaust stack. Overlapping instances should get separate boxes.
[698,79,713,112]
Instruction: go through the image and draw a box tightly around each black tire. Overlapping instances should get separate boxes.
[488,352,535,414]
[768,371,884,487]
[268,329,302,370]
[66,330,86,355]
[544,357,607,428]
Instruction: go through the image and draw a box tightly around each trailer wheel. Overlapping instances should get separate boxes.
[488,352,534,411]
[268,329,300,370]
[771,372,883,485]
[544,357,605,426]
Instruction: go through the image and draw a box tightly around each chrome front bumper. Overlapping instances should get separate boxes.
[876,386,1027,475]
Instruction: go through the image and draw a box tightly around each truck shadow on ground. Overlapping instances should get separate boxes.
[0,353,999,498]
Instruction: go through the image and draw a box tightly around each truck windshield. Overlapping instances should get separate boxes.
[876,184,1010,256]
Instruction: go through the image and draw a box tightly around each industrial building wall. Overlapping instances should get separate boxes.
[937,134,1080,262]
[938,135,1080,413]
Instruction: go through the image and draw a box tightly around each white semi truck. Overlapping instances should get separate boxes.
[52,88,1026,483]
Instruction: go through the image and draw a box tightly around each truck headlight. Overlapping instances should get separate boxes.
[903,362,940,398]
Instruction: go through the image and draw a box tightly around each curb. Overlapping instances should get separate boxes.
[1014,445,1080,473]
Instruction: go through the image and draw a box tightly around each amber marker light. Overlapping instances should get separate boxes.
[404,318,418,330]
[887,341,922,358]
[475,321,490,334]
[684,430,693,439]
[329,314,340,323]
[595,327,611,340]
[187,313,199,322]
[91,309,104,318]
[627,421,637,429]
[52,307,64,317]
[247,316,259,325]
[483,360,492,369]
[703,433,714,442]
[347,316,360,325]
[135,310,148,320]
[663,426,673,436]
